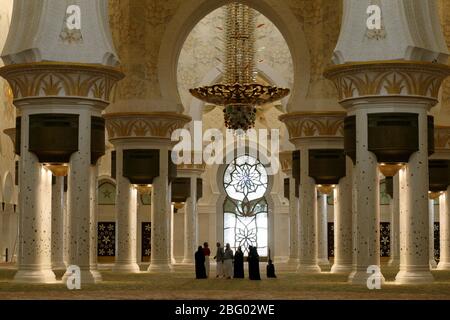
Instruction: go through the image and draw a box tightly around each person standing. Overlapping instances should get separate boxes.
[248,246,261,280]
[266,259,277,278]
[233,246,244,278]
[223,243,234,279]
[214,242,224,278]
[195,246,207,279]
[203,242,211,278]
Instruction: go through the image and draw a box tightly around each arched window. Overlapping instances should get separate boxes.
[223,155,268,256]
[98,181,116,205]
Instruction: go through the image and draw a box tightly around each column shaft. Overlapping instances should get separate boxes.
[14,113,56,283]
[148,148,172,272]
[388,174,400,267]
[113,146,140,272]
[297,148,320,273]
[349,110,384,285]
[331,158,353,273]
[438,189,450,269]
[317,193,329,267]
[183,176,198,264]
[395,111,433,284]
[288,176,299,265]
[63,110,99,284]
[429,199,437,268]
[51,176,66,270]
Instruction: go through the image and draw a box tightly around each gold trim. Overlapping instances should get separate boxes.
[324,60,450,102]
[0,61,124,76]
[105,112,192,140]
[324,60,450,74]
[280,112,345,140]
[0,62,124,103]
[103,112,191,121]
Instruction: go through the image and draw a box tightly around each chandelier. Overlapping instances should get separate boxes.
[189,3,290,132]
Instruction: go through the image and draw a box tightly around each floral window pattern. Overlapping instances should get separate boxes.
[223,155,268,256]
[435,222,440,261]
[142,222,151,262]
[98,222,115,257]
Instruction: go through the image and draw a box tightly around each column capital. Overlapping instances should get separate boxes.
[104,112,191,143]
[433,125,450,159]
[0,62,124,108]
[324,61,450,108]
[279,150,293,175]
[279,112,345,148]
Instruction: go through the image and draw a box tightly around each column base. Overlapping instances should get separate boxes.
[61,268,102,285]
[287,258,299,266]
[181,258,194,265]
[147,263,173,273]
[317,258,330,268]
[395,270,434,285]
[112,262,141,273]
[297,264,321,273]
[13,269,57,284]
[330,264,352,274]
[52,262,67,271]
[348,269,385,285]
[387,258,400,267]
[437,262,450,270]
[430,259,438,269]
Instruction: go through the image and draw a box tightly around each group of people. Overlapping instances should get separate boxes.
[195,242,277,280]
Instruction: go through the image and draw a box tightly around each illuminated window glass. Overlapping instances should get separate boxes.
[223,155,268,256]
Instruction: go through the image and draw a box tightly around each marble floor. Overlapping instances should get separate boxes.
[1,262,450,300]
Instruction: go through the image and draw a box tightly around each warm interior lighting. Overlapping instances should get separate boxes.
[316,184,335,195]
[378,162,405,177]
[44,163,69,177]
[428,191,443,200]
[173,202,185,210]
[134,184,152,195]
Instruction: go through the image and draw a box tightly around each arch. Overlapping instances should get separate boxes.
[158,0,310,113]
[98,177,116,205]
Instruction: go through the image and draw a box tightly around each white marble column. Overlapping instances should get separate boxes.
[429,199,437,269]
[438,189,450,270]
[63,189,69,267]
[113,146,140,273]
[348,110,383,285]
[317,193,329,268]
[89,166,102,280]
[297,148,320,273]
[331,158,352,273]
[51,175,66,270]
[388,174,400,267]
[148,148,172,272]
[14,113,56,283]
[182,176,198,264]
[395,111,433,284]
[288,176,299,265]
[63,111,99,284]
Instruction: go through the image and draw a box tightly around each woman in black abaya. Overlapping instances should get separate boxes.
[247,246,261,280]
[233,246,244,278]
[195,246,207,279]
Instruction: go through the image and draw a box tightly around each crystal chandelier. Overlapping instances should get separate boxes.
[189,3,290,132]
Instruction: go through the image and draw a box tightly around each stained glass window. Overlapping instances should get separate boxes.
[223,155,268,256]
